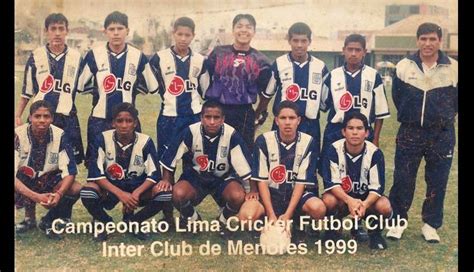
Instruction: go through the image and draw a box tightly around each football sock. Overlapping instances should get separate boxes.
[162,201,174,220]
[80,188,113,223]
[57,194,79,219]
[222,203,238,220]
[178,200,195,219]
[131,200,164,224]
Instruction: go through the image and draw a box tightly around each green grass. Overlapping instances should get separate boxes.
[14,72,458,271]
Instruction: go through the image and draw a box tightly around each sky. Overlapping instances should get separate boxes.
[15,0,457,37]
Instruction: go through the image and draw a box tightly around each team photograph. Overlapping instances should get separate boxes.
[13,0,458,270]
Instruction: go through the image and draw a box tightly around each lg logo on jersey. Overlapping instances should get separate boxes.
[269,165,296,184]
[167,75,196,96]
[40,74,71,93]
[103,74,132,93]
[338,91,368,111]
[285,84,317,102]
[196,155,226,172]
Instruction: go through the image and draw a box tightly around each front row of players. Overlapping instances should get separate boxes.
[15,100,392,250]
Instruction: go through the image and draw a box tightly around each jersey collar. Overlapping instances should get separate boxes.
[288,52,310,67]
[343,62,365,77]
[113,130,137,148]
[276,130,299,150]
[106,43,128,59]
[27,124,53,145]
[200,124,224,142]
[343,140,366,162]
[171,46,192,62]
[46,44,68,61]
[408,50,451,71]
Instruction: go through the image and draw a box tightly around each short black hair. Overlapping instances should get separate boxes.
[44,13,68,30]
[232,14,256,29]
[288,22,312,41]
[112,102,138,120]
[275,101,300,117]
[416,22,442,39]
[104,11,128,29]
[342,112,369,130]
[344,34,366,49]
[174,17,195,34]
[201,100,224,116]
[30,100,53,116]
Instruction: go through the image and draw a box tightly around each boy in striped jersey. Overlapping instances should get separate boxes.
[80,103,168,241]
[15,100,81,240]
[159,100,256,238]
[240,101,326,243]
[78,11,158,167]
[149,17,210,225]
[15,13,85,164]
[321,112,392,250]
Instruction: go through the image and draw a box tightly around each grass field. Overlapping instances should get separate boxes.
[14,71,458,271]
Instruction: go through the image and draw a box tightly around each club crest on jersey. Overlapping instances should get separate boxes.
[196,155,209,171]
[233,58,245,67]
[312,73,322,84]
[341,176,353,192]
[48,152,58,164]
[133,155,143,166]
[128,63,137,76]
[285,84,300,102]
[270,165,287,184]
[103,74,117,93]
[339,91,353,111]
[67,65,76,78]
[40,74,55,93]
[220,146,228,158]
[364,80,373,92]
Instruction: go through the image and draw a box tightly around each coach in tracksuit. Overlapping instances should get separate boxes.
[387,23,458,243]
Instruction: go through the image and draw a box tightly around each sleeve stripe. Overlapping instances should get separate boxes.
[375,112,390,118]
[323,184,341,193]
[159,161,175,172]
[87,176,106,182]
[368,190,382,197]
[252,177,268,182]
[146,177,158,184]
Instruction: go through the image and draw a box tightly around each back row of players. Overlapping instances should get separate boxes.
[14,11,456,250]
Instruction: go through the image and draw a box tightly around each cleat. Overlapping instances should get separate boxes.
[38,218,62,240]
[351,225,369,242]
[323,229,343,241]
[386,225,406,240]
[421,223,440,243]
[369,232,388,250]
[15,219,37,234]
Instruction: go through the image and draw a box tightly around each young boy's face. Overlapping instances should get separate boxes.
[201,107,224,137]
[29,107,53,134]
[45,22,68,48]
[232,18,255,46]
[173,26,194,52]
[342,118,368,147]
[112,111,137,137]
[104,22,129,48]
[343,42,366,67]
[275,108,300,139]
[289,34,310,60]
